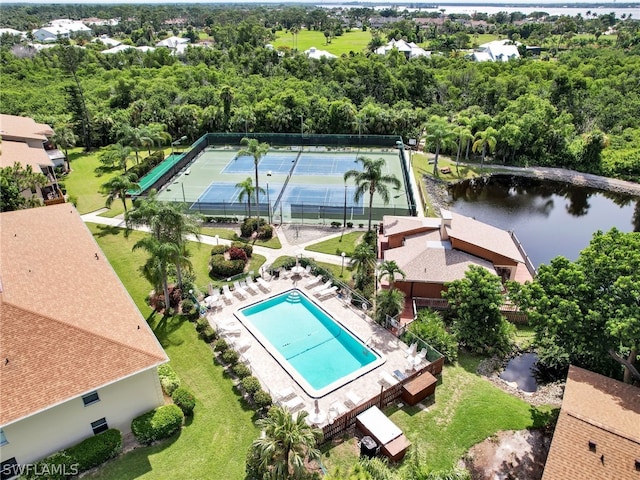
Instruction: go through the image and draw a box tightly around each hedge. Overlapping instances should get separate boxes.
[209,254,245,278]
[195,316,210,333]
[172,387,196,416]
[231,241,253,258]
[240,218,266,238]
[131,404,184,445]
[22,430,122,480]
[241,376,261,395]
[210,245,228,255]
[253,390,273,411]
[258,224,273,240]
[200,325,217,343]
[158,364,181,396]
[214,338,228,352]
[222,348,239,365]
[232,363,251,378]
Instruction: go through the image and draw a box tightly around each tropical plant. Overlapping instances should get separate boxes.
[236,177,265,220]
[424,115,455,175]
[472,127,498,168]
[0,162,48,211]
[377,260,406,291]
[251,406,322,479]
[350,241,376,290]
[100,173,140,214]
[133,236,180,314]
[237,137,270,228]
[117,124,151,164]
[344,156,401,233]
[453,124,473,172]
[99,143,133,172]
[51,124,77,170]
[375,288,405,325]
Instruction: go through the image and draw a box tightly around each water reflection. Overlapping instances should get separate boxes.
[448,175,639,266]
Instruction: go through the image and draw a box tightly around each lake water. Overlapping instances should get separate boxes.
[448,175,639,267]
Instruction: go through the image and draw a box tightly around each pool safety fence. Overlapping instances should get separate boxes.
[319,356,444,445]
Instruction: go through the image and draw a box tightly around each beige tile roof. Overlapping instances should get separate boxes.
[542,366,640,480]
[0,205,167,426]
[0,140,54,169]
[384,230,495,283]
[382,215,440,237]
[443,209,525,263]
[0,114,53,141]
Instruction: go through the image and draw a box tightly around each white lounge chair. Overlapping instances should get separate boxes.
[302,265,312,277]
[316,286,338,299]
[273,386,296,402]
[221,285,234,304]
[379,370,398,388]
[244,277,259,294]
[233,281,248,299]
[345,390,362,408]
[256,277,272,291]
[404,342,417,358]
[279,268,290,279]
[281,395,305,413]
[305,274,323,288]
[231,337,251,352]
[218,322,242,336]
[312,280,332,294]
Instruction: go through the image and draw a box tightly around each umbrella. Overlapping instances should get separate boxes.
[309,399,326,426]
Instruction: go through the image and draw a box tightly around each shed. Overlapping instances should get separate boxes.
[401,371,437,406]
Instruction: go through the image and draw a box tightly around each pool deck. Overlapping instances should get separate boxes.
[205,274,414,426]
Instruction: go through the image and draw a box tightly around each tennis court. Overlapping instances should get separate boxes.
[155,143,413,224]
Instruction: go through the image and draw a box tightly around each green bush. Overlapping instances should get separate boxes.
[210,254,245,278]
[240,217,266,238]
[172,387,196,416]
[66,429,122,471]
[257,223,273,239]
[253,390,273,411]
[231,241,253,258]
[195,317,210,333]
[214,338,228,352]
[158,364,181,396]
[232,363,251,378]
[241,376,261,395]
[409,310,459,363]
[22,452,74,480]
[330,221,341,228]
[210,245,228,255]
[200,325,217,343]
[181,299,197,319]
[228,246,248,261]
[131,404,184,445]
[222,348,239,365]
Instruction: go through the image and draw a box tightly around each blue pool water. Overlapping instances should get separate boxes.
[237,289,382,397]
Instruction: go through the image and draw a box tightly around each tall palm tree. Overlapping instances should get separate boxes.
[237,137,270,228]
[343,156,401,233]
[236,177,264,220]
[133,236,180,314]
[375,288,405,325]
[350,242,376,290]
[453,124,473,173]
[377,260,406,291]
[99,143,132,172]
[253,406,322,479]
[141,123,171,155]
[100,173,140,214]
[472,127,498,168]
[424,115,455,176]
[52,124,77,171]
[118,124,150,164]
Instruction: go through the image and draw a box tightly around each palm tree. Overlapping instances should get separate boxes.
[377,260,406,291]
[237,137,270,229]
[52,124,77,171]
[252,406,322,479]
[343,156,401,233]
[99,143,132,172]
[220,85,235,127]
[375,288,405,325]
[236,177,265,220]
[350,242,376,291]
[117,125,150,164]
[133,236,180,314]
[141,123,171,155]
[100,173,140,214]
[453,124,473,173]
[424,115,455,176]
[472,127,498,168]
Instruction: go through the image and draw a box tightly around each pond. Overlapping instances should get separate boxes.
[499,353,539,393]
[448,175,640,267]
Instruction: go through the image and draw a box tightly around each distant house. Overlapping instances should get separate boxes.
[0,28,25,38]
[0,113,66,204]
[542,366,640,480]
[304,47,337,60]
[32,19,92,43]
[369,16,402,28]
[0,205,168,470]
[93,35,121,47]
[375,38,430,58]
[155,36,190,55]
[379,210,533,306]
[101,44,155,54]
[472,39,520,62]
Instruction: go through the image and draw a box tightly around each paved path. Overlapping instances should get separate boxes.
[80,210,352,269]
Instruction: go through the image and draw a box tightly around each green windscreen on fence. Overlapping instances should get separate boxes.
[128,153,183,195]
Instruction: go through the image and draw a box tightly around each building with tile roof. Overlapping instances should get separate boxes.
[0,205,168,468]
[380,210,534,300]
[542,366,640,480]
[374,39,430,59]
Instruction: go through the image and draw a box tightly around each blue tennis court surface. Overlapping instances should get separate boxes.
[294,153,362,176]
[223,153,297,175]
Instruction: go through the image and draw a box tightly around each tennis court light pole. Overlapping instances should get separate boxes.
[171,135,187,156]
[266,171,272,224]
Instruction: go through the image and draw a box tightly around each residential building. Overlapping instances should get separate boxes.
[375,39,430,58]
[542,366,640,480]
[472,39,520,62]
[93,35,121,47]
[32,20,91,43]
[0,114,66,205]
[0,205,168,472]
[0,29,25,39]
[304,47,337,60]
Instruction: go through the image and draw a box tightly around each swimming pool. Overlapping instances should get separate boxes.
[236,289,384,398]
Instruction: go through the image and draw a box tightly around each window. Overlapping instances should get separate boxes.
[0,429,7,446]
[91,418,108,435]
[82,391,100,406]
[0,458,18,480]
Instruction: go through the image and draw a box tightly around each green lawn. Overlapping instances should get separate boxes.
[304,231,364,256]
[85,223,259,480]
[272,28,372,55]
[322,354,557,474]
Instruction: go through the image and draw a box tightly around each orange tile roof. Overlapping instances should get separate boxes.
[0,205,167,426]
[0,114,53,141]
[542,366,640,480]
[0,140,54,170]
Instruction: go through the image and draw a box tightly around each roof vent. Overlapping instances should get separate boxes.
[588,440,597,452]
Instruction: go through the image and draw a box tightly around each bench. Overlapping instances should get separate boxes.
[439,167,451,174]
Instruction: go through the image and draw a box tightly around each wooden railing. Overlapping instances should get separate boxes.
[413,297,529,324]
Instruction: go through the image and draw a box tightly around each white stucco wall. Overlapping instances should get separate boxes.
[0,367,164,465]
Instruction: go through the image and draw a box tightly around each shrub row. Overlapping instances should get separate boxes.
[128,151,164,180]
[172,387,196,416]
[22,429,122,480]
[204,216,239,223]
[131,404,184,445]
[158,364,181,396]
[210,254,245,278]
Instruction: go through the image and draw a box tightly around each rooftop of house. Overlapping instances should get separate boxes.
[304,47,337,59]
[0,204,167,426]
[0,113,53,141]
[382,215,440,237]
[0,140,54,170]
[542,365,640,480]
